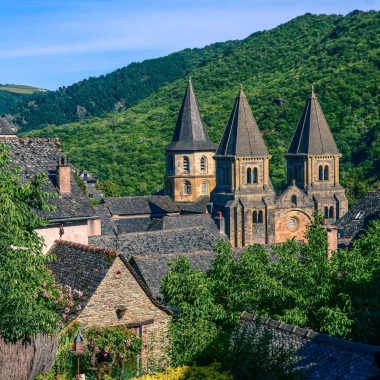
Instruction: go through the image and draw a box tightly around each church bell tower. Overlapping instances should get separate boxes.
[164,78,217,202]
[285,88,348,220]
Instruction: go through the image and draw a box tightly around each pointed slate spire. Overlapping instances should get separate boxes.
[216,86,270,157]
[165,78,217,152]
[287,88,340,155]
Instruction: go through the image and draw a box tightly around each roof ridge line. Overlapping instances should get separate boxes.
[54,239,118,257]
[313,97,326,153]
[241,312,380,354]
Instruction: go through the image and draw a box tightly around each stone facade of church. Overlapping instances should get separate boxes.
[164,81,348,247]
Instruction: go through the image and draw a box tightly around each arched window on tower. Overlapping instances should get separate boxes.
[167,155,174,173]
[183,156,190,173]
[253,167,258,183]
[324,206,329,218]
[324,165,329,181]
[329,206,334,219]
[200,156,208,173]
[258,210,263,223]
[291,195,297,206]
[253,211,258,224]
[319,165,324,181]
[201,181,209,195]
[247,168,252,184]
[183,180,191,195]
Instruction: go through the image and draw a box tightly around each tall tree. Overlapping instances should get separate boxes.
[0,143,60,342]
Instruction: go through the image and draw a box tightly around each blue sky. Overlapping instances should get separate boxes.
[0,0,379,89]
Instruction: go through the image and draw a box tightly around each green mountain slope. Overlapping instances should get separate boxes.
[11,42,238,131]
[0,91,24,115]
[0,85,45,115]
[28,11,380,201]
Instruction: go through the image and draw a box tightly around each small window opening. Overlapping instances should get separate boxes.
[183,180,191,195]
[200,156,207,173]
[183,156,190,173]
[253,167,258,183]
[324,166,329,181]
[258,210,264,223]
[247,168,252,184]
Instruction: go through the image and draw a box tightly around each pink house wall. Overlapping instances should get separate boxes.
[36,224,89,254]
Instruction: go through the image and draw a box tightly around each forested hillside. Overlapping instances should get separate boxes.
[8,42,238,131]
[0,90,25,115]
[28,11,380,200]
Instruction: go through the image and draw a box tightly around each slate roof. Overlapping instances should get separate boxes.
[335,192,380,242]
[105,195,179,216]
[0,121,17,135]
[165,78,217,152]
[176,196,210,214]
[129,251,217,298]
[48,241,116,319]
[48,240,169,319]
[89,225,225,258]
[161,214,218,232]
[287,89,340,156]
[241,312,380,380]
[216,87,270,157]
[1,137,97,221]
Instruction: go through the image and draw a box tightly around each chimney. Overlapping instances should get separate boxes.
[57,156,71,194]
[323,224,338,259]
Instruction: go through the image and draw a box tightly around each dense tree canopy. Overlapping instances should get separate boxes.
[0,143,61,342]
[161,214,380,362]
[27,11,380,201]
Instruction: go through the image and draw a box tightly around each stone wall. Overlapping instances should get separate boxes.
[76,257,170,367]
[274,209,312,243]
[165,151,216,202]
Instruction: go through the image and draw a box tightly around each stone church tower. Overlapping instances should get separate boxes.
[164,79,217,202]
[211,87,276,247]
[285,88,348,220]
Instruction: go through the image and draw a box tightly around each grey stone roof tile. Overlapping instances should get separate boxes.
[216,87,270,157]
[241,312,380,379]
[165,78,217,152]
[48,240,170,318]
[335,191,380,241]
[0,137,97,221]
[129,251,216,298]
[89,225,225,257]
[105,195,179,216]
[287,90,340,156]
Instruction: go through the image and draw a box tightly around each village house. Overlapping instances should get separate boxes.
[0,134,102,253]
[48,240,170,367]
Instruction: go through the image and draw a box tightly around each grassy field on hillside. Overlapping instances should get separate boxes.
[0,85,46,94]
